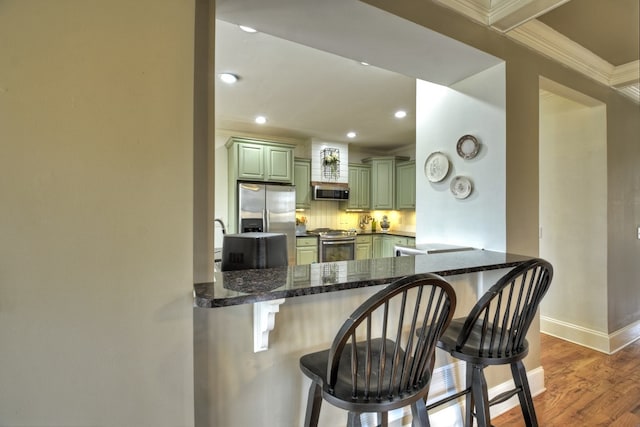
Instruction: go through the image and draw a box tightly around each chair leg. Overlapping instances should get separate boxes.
[304,382,322,427]
[464,363,474,427]
[470,364,491,427]
[411,397,431,427]
[511,361,538,427]
[377,411,389,427]
[347,411,362,427]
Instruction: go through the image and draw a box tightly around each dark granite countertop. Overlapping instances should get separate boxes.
[356,230,416,238]
[194,249,533,308]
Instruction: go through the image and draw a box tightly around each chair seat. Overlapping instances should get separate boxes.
[437,318,529,366]
[301,338,429,412]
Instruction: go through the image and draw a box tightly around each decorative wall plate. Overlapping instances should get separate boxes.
[424,152,450,182]
[450,175,472,199]
[456,135,480,160]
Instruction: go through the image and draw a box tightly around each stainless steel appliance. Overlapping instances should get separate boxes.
[312,184,350,201]
[310,229,357,262]
[237,182,296,265]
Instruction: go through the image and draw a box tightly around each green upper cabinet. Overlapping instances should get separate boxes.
[266,145,294,182]
[342,163,370,210]
[363,156,409,210]
[226,137,294,184]
[395,160,416,210]
[294,158,311,209]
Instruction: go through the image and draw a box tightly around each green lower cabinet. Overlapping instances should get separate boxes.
[296,237,318,265]
[372,235,384,259]
[355,235,372,260]
[373,235,416,258]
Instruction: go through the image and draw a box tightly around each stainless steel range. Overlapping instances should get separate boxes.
[309,228,357,263]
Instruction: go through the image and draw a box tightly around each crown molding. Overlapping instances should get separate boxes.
[433,0,639,104]
[432,0,490,25]
[610,60,640,88]
[489,0,570,32]
[507,19,613,86]
[615,84,640,104]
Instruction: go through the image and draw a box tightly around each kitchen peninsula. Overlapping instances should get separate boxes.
[193,249,540,426]
[194,248,531,308]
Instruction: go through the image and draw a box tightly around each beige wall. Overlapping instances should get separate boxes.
[539,90,608,340]
[363,0,640,337]
[0,1,196,425]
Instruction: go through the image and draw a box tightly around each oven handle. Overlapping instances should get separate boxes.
[321,239,356,245]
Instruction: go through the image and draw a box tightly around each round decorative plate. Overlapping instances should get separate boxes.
[456,135,480,160]
[424,152,450,182]
[450,176,472,199]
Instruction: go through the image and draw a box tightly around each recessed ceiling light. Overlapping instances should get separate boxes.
[255,116,267,124]
[394,110,407,119]
[239,25,257,33]
[347,131,357,138]
[360,61,369,66]
[219,73,238,84]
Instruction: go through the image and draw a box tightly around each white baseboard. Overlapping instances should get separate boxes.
[391,363,545,427]
[541,315,640,354]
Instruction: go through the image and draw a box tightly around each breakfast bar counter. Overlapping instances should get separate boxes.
[193,248,532,308]
[193,248,541,427]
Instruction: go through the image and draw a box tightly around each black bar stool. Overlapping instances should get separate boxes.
[299,273,457,427]
[432,258,553,427]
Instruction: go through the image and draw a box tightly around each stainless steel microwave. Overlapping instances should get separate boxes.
[312,184,350,201]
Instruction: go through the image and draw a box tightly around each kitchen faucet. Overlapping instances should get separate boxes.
[214,218,227,235]
[359,214,372,230]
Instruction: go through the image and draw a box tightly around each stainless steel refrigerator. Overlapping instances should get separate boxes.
[237,182,296,265]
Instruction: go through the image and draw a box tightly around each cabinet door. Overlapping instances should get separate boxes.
[294,159,311,209]
[396,161,415,210]
[266,146,293,182]
[356,242,372,260]
[237,143,265,180]
[358,166,371,209]
[372,235,384,258]
[296,246,317,265]
[344,167,360,210]
[371,159,395,210]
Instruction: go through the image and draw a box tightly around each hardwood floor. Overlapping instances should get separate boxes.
[493,333,640,426]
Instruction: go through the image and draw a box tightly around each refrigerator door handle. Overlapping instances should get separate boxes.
[264,209,269,231]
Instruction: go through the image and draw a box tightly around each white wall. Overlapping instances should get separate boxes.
[539,88,608,345]
[0,1,195,425]
[415,64,506,250]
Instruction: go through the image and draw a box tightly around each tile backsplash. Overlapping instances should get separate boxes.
[297,201,416,233]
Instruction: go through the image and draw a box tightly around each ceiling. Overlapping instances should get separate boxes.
[215,0,639,150]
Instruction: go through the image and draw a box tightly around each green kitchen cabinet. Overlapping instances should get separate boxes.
[227,137,294,184]
[355,235,372,260]
[342,163,370,210]
[372,235,384,259]
[382,235,416,257]
[296,236,318,265]
[363,156,409,210]
[294,158,311,209]
[370,235,416,258]
[395,160,416,210]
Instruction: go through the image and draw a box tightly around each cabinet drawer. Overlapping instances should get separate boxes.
[356,235,372,244]
[296,237,318,248]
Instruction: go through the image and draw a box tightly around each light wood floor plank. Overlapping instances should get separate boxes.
[492,333,640,427]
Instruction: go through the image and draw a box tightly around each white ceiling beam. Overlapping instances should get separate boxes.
[610,60,640,88]
[489,0,571,32]
[507,19,613,86]
[431,0,491,25]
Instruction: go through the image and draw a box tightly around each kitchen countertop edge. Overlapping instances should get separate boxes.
[194,249,534,308]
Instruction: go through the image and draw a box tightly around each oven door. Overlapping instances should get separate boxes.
[319,238,356,262]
